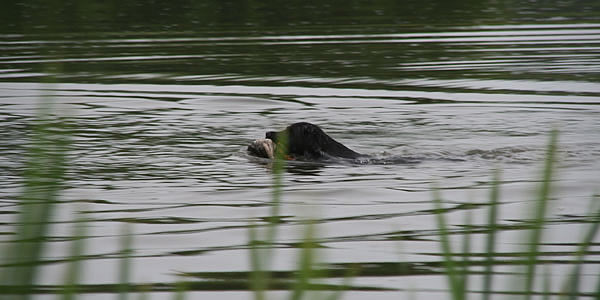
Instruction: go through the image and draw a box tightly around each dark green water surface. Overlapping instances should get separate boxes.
[1,1,599,299]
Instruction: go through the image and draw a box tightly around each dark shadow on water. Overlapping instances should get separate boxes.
[286,164,324,176]
[243,148,424,168]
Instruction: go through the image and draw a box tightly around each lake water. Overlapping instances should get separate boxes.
[1,1,600,299]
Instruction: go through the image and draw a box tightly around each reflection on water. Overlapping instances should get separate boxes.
[1,1,600,299]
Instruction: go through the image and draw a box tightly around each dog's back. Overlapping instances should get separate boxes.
[268,122,362,160]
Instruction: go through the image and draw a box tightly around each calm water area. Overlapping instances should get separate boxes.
[1,1,600,299]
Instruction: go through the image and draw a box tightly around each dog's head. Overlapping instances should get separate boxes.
[265,130,279,143]
[265,123,318,156]
[249,123,335,160]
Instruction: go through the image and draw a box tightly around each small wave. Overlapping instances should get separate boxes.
[352,155,422,165]
[465,146,532,161]
[241,147,426,166]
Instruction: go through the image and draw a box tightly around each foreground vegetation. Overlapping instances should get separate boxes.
[0,108,598,300]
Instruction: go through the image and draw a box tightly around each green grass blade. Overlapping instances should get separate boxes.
[137,289,149,300]
[62,212,88,300]
[290,221,316,300]
[460,210,472,297]
[324,265,356,300]
[173,281,187,300]
[266,129,287,245]
[433,190,463,300]
[524,130,558,300]
[483,169,501,300]
[0,103,68,300]
[542,266,551,300]
[250,129,289,300]
[596,267,600,300]
[119,223,133,300]
[249,224,267,300]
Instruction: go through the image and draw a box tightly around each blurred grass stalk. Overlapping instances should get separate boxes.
[435,130,600,299]
[61,213,87,300]
[522,130,557,300]
[0,100,68,300]
[119,223,133,300]
[249,132,287,300]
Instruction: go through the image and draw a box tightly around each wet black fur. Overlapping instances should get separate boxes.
[266,122,363,160]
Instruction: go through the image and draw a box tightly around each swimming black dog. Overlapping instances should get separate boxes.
[248,122,364,160]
